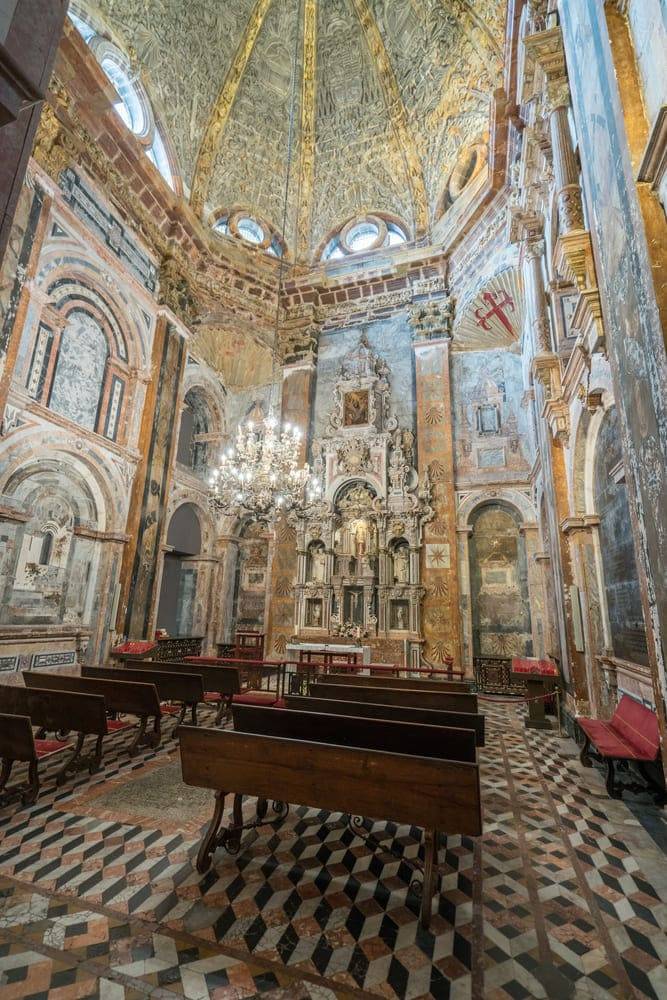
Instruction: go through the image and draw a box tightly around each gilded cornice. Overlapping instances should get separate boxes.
[190,0,274,218]
[348,0,429,236]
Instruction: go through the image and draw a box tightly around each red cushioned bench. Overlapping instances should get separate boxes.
[578,695,665,803]
[0,713,71,806]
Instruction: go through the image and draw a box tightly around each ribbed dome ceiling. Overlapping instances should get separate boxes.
[86,0,506,261]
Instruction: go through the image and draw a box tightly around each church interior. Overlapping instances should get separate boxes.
[0,1,666,997]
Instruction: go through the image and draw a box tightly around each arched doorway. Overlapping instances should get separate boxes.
[469,502,533,658]
[157,504,202,635]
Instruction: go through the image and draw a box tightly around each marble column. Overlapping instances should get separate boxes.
[548,98,585,235]
[412,334,461,669]
[562,516,607,715]
[117,314,187,639]
[266,360,315,658]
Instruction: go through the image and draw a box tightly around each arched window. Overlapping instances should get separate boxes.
[38,530,54,566]
[176,389,212,476]
[68,6,177,191]
[212,209,286,259]
[48,311,108,431]
[321,214,408,261]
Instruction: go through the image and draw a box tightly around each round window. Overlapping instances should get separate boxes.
[236,216,265,245]
[346,220,380,253]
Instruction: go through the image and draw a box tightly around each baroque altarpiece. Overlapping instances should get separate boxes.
[293,336,433,665]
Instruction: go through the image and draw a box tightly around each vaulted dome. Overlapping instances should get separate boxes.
[72,1,506,261]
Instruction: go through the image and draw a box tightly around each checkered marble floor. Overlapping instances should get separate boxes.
[0,702,665,999]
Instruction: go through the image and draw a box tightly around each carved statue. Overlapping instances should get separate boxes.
[310,547,326,582]
[393,546,410,583]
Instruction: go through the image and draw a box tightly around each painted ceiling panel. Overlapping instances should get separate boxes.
[80,0,506,260]
[90,0,258,190]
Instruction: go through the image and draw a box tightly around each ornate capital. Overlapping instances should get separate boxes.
[409,297,454,343]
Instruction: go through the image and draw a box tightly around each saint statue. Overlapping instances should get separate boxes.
[393,546,410,583]
[310,547,326,582]
[354,520,367,557]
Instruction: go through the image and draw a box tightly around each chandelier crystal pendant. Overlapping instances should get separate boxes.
[208,414,321,520]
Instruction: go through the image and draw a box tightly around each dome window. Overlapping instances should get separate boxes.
[320,213,410,262]
[211,209,286,258]
[236,216,265,245]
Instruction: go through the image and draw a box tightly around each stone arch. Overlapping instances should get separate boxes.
[466,497,533,659]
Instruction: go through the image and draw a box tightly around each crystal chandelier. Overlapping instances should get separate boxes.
[209,415,321,520]
[207,1,320,522]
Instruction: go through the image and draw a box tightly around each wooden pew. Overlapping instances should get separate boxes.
[83,664,202,725]
[117,660,247,723]
[179,724,481,929]
[24,670,162,754]
[326,673,473,694]
[232,702,476,761]
[0,685,108,784]
[284,694,485,747]
[0,713,71,806]
[310,681,478,714]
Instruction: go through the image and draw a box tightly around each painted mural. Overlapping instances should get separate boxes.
[451,348,533,481]
[561,0,667,690]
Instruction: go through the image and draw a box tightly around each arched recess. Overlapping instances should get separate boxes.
[0,457,106,628]
[156,503,203,636]
[590,406,648,667]
[231,520,271,635]
[175,363,226,479]
[467,499,533,660]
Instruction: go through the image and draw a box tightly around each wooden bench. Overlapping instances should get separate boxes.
[121,660,241,726]
[0,685,108,784]
[25,670,162,755]
[578,694,665,802]
[84,664,202,725]
[0,713,71,805]
[232,702,477,761]
[310,681,478,714]
[284,694,485,747]
[178,723,481,929]
[326,673,472,694]
[184,656,284,705]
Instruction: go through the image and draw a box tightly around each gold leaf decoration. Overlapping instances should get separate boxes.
[425,405,444,425]
[428,460,446,482]
[273,634,287,654]
[428,580,449,599]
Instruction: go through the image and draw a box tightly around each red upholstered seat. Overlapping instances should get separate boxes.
[579,696,660,761]
[577,718,638,758]
[611,695,660,759]
[160,703,182,715]
[232,691,278,706]
[33,739,70,758]
[111,640,156,655]
[203,691,222,702]
[106,719,132,732]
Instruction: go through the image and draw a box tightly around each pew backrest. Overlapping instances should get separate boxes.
[179,725,482,835]
[232,703,476,762]
[0,713,35,763]
[0,684,107,736]
[25,670,161,718]
[284,694,485,746]
[326,673,472,693]
[310,681,478,713]
[82,665,201,706]
[130,660,240,697]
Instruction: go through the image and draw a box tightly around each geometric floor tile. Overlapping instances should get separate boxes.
[1,702,665,998]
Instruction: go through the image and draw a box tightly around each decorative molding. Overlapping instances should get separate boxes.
[638,105,667,195]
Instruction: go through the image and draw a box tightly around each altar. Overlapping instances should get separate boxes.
[286,642,371,664]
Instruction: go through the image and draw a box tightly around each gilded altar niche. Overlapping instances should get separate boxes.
[294,334,432,666]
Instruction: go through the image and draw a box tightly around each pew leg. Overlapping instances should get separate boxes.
[191,703,197,725]
[129,717,148,757]
[57,733,84,786]
[89,735,104,775]
[177,703,187,726]
[637,760,667,806]
[214,699,227,726]
[0,759,12,794]
[197,790,226,873]
[606,758,621,799]
[420,828,439,930]
[579,733,593,767]
[23,761,39,806]
[151,715,161,748]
